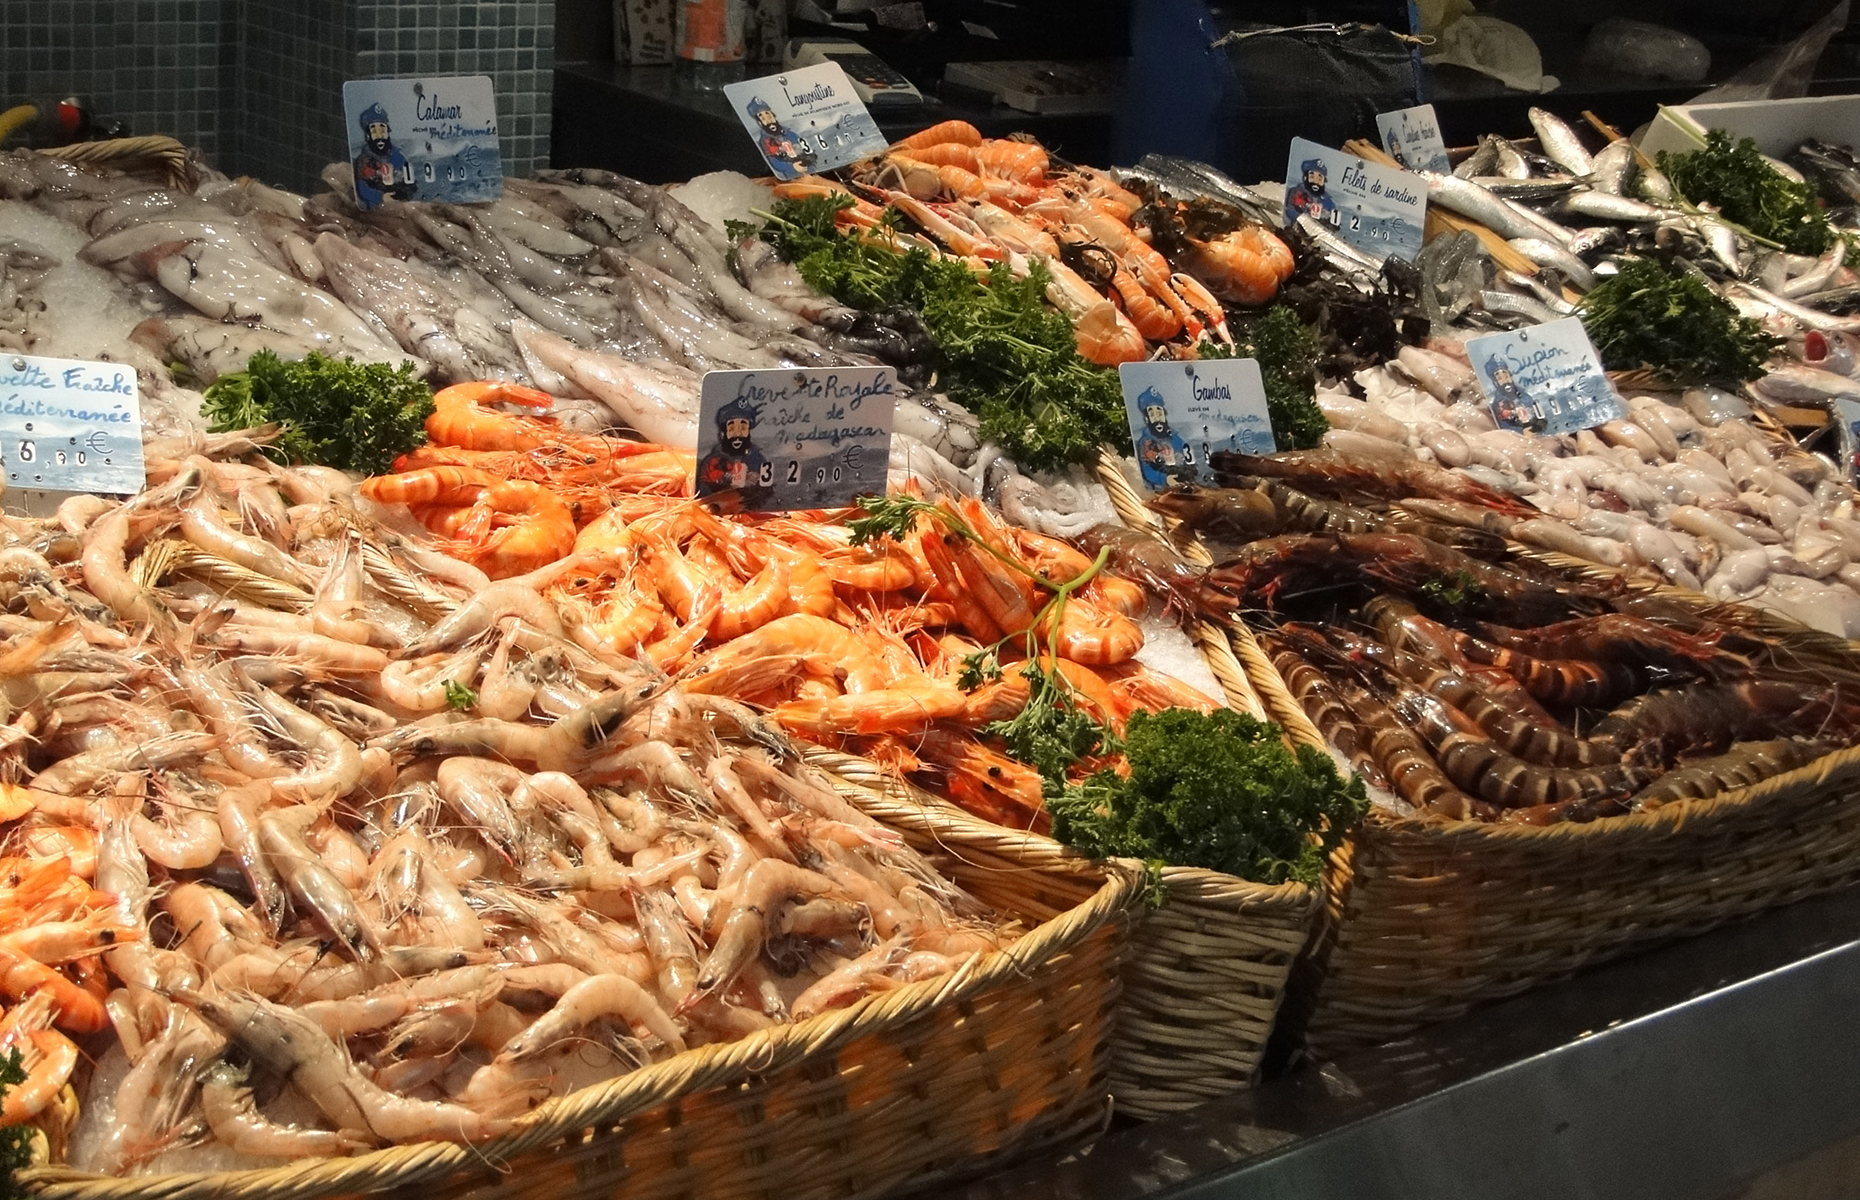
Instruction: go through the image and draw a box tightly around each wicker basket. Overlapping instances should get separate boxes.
[1240,557,1860,1060]
[37,136,195,190]
[912,450,1319,1121]
[806,748,1315,1123]
[23,777,1139,1200]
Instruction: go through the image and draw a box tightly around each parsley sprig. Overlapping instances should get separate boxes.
[747,198,1129,471]
[851,495,1118,777]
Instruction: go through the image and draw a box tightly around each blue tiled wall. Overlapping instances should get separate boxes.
[0,0,239,161]
[0,0,554,193]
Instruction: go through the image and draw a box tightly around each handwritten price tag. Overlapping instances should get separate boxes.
[0,354,144,494]
[1376,104,1452,175]
[342,76,502,209]
[1118,359,1275,491]
[1467,317,1627,436]
[693,367,896,511]
[723,63,888,181]
[1284,136,1426,263]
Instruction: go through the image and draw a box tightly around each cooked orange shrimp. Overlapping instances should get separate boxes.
[1102,660,1224,716]
[911,728,1047,829]
[1047,595,1143,665]
[1187,224,1296,305]
[690,614,888,694]
[442,479,577,580]
[1035,252,1147,365]
[0,943,107,1031]
[773,682,967,738]
[892,119,983,151]
[913,525,1004,642]
[426,380,564,452]
[820,540,919,593]
[1110,266,1184,341]
[976,138,1049,183]
[710,552,790,641]
[695,511,837,618]
[901,141,983,173]
[18,827,95,878]
[0,911,139,965]
[360,464,497,507]
[643,585,721,671]
[1169,272,1230,342]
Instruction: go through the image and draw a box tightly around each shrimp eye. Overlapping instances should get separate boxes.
[100,929,115,944]
[987,766,1003,778]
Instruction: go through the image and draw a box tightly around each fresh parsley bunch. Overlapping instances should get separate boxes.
[1048,708,1367,886]
[1580,256,1780,386]
[1659,130,1835,256]
[202,350,434,476]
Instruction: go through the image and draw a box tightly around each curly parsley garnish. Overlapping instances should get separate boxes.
[203,350,433,476]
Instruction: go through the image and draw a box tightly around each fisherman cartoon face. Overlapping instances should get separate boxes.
[360,103,394,156]
[718,399,758,454]
[1485,355,1517,392]
[1301,159,1328,197]
[1138,388,1172,437]
[750,98,784,136]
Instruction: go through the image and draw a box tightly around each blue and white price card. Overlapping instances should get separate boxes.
[1118,359,1275,491]
[723,63,888,181]
[0,354,144,494]
[342,76,502,210]
[693,367,897,510]
[1284,136,1426,263]
[1376,104,1452,175]
[1467,317,1628,436]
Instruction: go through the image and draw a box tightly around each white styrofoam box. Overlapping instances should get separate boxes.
[1640,95,1860,159]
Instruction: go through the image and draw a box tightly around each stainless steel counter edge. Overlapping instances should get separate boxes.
[952,885,1860,1200]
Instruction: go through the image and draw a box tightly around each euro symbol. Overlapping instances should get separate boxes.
[84,432,110,455]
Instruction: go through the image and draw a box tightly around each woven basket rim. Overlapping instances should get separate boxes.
[1241,542,1860,846]
[802,745,1319,915]
[1355,742,1860,844]
[24,769,1140,1200]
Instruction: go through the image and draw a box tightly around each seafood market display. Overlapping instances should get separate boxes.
[7,85,1860,1185]
[0,440,1025,1167]
[359,383,1231,833]
[1161,468,1860,823]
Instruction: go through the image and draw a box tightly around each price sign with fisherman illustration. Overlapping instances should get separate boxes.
[1118,359,1275,491]
[1283,137,1426,263]
[341,76,503,209]
[0,353,145,495]
[694,367,897,510]
[1468,317,1627,437]
[723,63,887,180]
[1376,104,1452,175]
